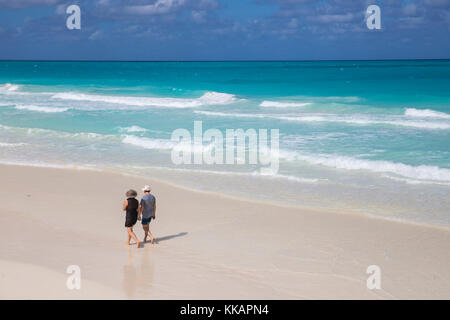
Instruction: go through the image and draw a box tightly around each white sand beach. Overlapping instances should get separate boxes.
[0,164,449,299]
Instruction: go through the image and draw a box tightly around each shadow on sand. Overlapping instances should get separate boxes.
[156,232,188,243]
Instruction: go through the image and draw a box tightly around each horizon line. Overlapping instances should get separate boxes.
[1,58,450,63]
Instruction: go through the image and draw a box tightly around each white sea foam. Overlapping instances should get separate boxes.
[133,165,321,183]
[279,95,360,103]
[0,124,119,143]
[119,126,149,133]
[260,101,311,108]
[0,84,30,96]
[0,142,27,147]
[281,116,450,129]
[405,108,450,119]
[122,135,175,150]
[258,171,320,183]
[282,152,450,182]
[197,91,237,105]
[0,83,20,92]
[381,120,450,129]
[51,91,236,108]
[195,111,265,119]
[380,174,450,186]
[194,111,450,129]
[122,135,214,153]
[0,159,98,171]
[15,104,69,113]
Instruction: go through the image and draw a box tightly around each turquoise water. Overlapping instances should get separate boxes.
[0,60,449,226]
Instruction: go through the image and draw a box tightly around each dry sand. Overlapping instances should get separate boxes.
[0,164,449,299]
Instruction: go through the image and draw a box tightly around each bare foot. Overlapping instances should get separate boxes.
[151,237,155,244]
[125,241,130,246]
[136,241,141,248]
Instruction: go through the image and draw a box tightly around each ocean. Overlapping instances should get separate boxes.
[0,60,449,227]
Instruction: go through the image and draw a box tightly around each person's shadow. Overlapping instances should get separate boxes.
[155,232,188,243]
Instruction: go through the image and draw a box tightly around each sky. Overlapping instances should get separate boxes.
[0,0,449,60]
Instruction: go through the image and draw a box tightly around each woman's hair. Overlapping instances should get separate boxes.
[126,189,138,198]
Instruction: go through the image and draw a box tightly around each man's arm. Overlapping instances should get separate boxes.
[138,201,143,220]
[122,200,128,211]
[153,202,156,220]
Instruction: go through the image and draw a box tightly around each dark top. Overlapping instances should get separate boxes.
[124,198,139,227]
[126,198,139,215]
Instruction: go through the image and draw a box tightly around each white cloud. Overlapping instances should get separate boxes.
[313,13,354,24]
[192,10,206,23]
[125,0,185,15]
[423,0,449,7]
[89,30,103,40]
[402,4,418,16]
[398,16,425,29]
[0,0,60,8]
[287,18,298,28]
[197,0,218,9]
[55,4,66,15]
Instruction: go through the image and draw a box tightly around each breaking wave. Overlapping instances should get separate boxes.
[51,91,236,108]
[0,83,20,92]
[404,108,450,119]
[278,151,450,182]
[194,111,450,129]
[15,104,69,113]
[260,101,311,108]
[118,126,149,133]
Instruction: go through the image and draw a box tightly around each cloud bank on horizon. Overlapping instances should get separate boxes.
[0,0,449,60]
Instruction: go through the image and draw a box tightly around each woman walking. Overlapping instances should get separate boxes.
[123,189,140,248]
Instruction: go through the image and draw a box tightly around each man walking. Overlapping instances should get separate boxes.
[138,185,156,244]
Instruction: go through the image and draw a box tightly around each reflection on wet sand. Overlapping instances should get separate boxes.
[122,247,155,298]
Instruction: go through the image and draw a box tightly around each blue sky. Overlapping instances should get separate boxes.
[0,0,449,60]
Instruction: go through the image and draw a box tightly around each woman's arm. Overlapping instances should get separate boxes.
[122,200,128,211]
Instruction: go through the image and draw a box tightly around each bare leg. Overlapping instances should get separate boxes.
[127,227,140,248]
[143,225,149,242]
[125,232,131,245]
[146,226,155,244]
